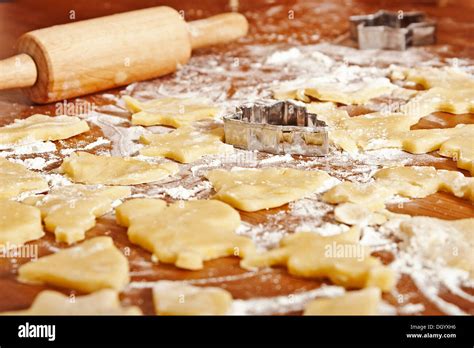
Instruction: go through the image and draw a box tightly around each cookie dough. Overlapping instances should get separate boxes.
[3,289,142,315]
[324,166,474,209]
[60,151,179,185]
[439,136,474,175]
[140,126,233,163]
[0,158,49,199]
[0,200,43,248]
[116,199,255,270]
[393,67,474,116]
[0,114,90,145]
[124,96,219,128]
[399,217,474,277]
[18,236,130,292]
[241,228,395,291]
[273,78,397,105]
[206,168,334,212]
[304,287,381,315]
[23,185,131,244]
[152,281,232,315]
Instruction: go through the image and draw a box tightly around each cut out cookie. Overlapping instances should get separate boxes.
[206,168,334,212]
[116,199,255,270]
[398,217,474,277]
[124,96,219,128]
[439,136,474,175]
[241,228,395,291]
[0,158,48,199]
[273,78,397,105]
[324,166,474,209]
[153,281,232,315]
[140,126,233,163]
[0,114,90,145]
[0,200,43,248]
[18,236,130,292]
[304,287,381,315]
[24,185,131,244]
[3,289,142,315]
[392,67,474,117]
[60,151,179,185]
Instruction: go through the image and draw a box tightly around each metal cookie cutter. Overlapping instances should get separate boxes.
[350,10,436,50]
[223,100,329,156]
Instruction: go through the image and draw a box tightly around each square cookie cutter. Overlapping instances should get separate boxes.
[223,100,329,156]
[350,10,436,50]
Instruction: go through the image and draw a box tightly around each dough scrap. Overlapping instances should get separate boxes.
[314,105,474,173]
[0,200,43,248]
[206,168,334,212]
[140,126,233,163]
[0,158,49,199]
[60,151,179,185]
[124,96,219,128]
[23,185,131,244]
[152,281,232,315]
[0,114,90,145]
[334,203,389,226]
[304,287,381,315]
[324,166,474,209]
[18,236,130,292]
[241,228,395,291]
[273,78,397,105]
[3,289,142,315]
[398,216,474,277]
[392,67,474,117]
[116,198,255,270]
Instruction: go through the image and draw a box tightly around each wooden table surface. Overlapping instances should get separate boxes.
[0,0,473,315]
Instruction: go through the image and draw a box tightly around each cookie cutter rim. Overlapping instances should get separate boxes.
[223,100,329,156]
[349,10,436,50]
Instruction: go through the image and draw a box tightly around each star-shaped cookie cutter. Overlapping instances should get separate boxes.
[350,10,436,50]
[223,100,329,156]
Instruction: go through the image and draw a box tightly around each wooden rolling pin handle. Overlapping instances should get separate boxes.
[188,13,249,50]
[0,53,37,90]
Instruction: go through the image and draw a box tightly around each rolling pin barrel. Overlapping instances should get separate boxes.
[0,6,248,104]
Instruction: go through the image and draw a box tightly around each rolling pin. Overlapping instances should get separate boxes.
[0,6,248,104]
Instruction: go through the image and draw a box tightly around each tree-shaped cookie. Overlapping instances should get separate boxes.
[18,236,130,292]
[60,151,179,185]
[153,281,232,315]
[206,167,335,212]
[0,200,43,248]
[0,158,48,199]
[123,96,219,128]
[116,198,255,270]
[140,126,233,163]
[0,114,90,145]
[241,228,395,291]
[23,185,131,244]
[3,289,142,315]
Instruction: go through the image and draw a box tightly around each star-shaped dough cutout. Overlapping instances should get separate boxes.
[0,158,49,199]
[140,126,233,163]
[124,96,219,128]
[241,228,395,291]
[60,151,179,185]
[206,167,335,212]
[18,236,130,292]
[153,281,232,315]
[23,185,131,244]
[273,78,397,105]
[0,114,90,145]
[0,199,44,248]
[3,289,142,315]
[116,198,255,270]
